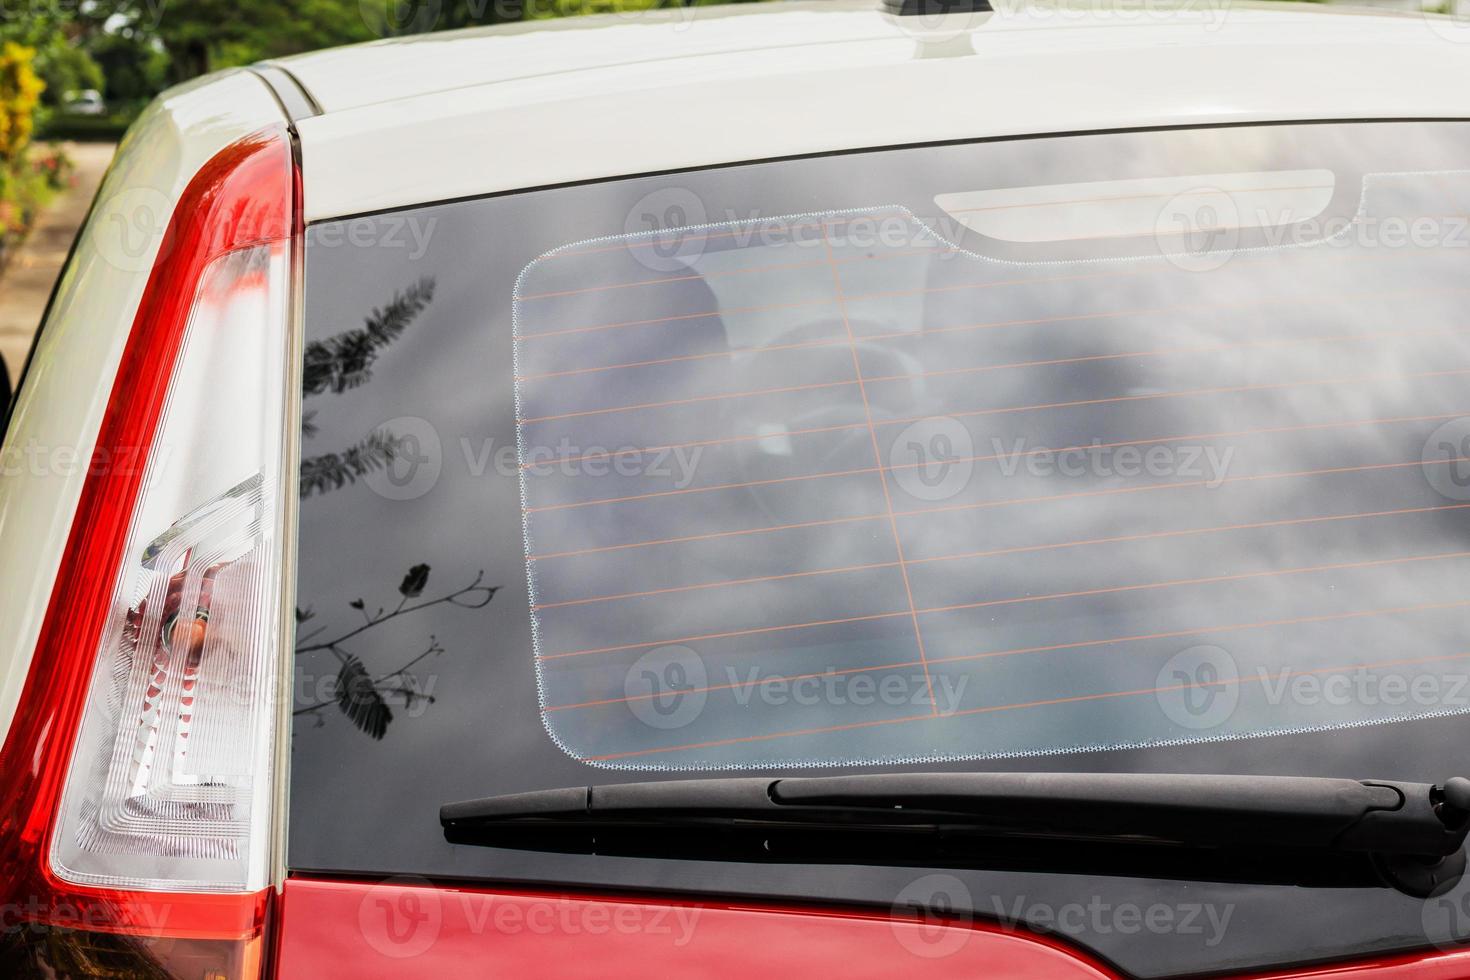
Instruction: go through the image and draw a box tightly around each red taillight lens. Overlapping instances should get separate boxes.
[0,127,297,977]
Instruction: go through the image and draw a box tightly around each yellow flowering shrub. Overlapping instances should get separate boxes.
[0,43,45,165]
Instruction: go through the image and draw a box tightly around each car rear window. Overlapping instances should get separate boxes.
[506,141,1470,769]
[290,124,1470,967]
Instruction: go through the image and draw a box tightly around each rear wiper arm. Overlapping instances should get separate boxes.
[441,772,1470,897]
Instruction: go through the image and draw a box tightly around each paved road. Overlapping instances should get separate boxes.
[0,142,116,393]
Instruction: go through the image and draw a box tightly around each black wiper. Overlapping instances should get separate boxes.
[441,772,1470,897]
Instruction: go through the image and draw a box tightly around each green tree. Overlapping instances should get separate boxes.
[104,0,376,81]
[0,11,103,108]
[88,31,169,104]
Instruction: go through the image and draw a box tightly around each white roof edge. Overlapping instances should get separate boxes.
[294,4,1470,221]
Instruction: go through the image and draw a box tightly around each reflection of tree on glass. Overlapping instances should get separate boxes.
[300,277,433,497]
[294,565,497,739]
[294,277,498,738]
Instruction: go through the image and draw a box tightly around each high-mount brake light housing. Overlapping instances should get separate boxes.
[0,126,299,978]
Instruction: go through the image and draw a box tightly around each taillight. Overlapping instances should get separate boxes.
[0,127,298,977]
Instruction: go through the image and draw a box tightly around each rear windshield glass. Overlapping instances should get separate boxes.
[293,120,1470,779]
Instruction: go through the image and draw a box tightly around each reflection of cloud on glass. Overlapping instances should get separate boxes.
[516,188,1470,768]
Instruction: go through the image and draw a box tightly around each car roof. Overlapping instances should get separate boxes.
[280,0,1470,221]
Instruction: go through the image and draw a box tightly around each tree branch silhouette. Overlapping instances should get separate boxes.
[299,276,437,499]
[294,567,498,739]
[299,428,401,499]
[303,277,435,396]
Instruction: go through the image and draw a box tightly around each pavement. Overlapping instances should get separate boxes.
[0,142,116,393]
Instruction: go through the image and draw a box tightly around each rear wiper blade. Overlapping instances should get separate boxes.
[441,772,1470,897]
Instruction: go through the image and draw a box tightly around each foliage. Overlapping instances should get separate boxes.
[296,566,499,739]
[0,42,44,164]
[302,278,435,396]
[101,0,378,81]
[87,31,168,104]
[0,46,64,241]
[4,0,781,136]
[0,11,105,118]
[35,107,137,142]
[298,428,402,498]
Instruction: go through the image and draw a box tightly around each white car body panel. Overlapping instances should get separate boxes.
[285,2,1470,222]
[0,71,286,736]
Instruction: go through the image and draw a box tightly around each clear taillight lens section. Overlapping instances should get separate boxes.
[52,242,291,892]
[0,126,295,978]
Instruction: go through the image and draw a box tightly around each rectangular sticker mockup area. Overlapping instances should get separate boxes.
[513,199,1470,770]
